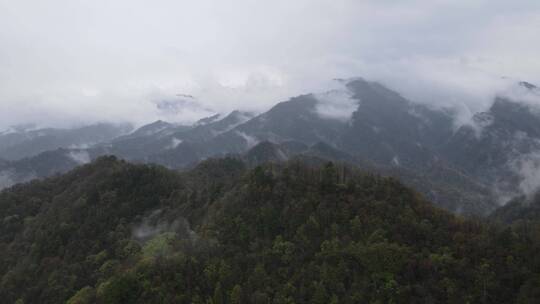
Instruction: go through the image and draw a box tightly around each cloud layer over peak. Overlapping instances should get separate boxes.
[1,0,539,128]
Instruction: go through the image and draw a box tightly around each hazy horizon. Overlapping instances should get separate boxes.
[1,0,540,129]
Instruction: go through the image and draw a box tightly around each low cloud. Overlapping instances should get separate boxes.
[0,170,15,190]
[510,151,540,199]
[236,131,259,149]
[314,83,358,122]
[167,138,183,150]
[499,82,540,111]
[67,150,91,165]
[0,1,539,129]
[0,169,37,191]
[132,209,198,244]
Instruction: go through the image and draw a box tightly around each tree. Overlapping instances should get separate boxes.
[213,282,225,304]
[312,282,328,304]
[66,287,95,304]
[230,285,243,304]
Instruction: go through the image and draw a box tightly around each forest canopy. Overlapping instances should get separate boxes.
[0,156,539,303]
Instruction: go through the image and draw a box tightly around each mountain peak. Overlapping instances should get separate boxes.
[195,113,222,126]
[129,120,175,137]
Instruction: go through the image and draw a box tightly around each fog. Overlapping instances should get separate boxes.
[1,0,539,129]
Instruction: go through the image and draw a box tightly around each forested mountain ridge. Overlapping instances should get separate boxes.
[1,156,539,303]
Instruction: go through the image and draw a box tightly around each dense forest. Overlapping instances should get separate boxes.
[1,156,540,303]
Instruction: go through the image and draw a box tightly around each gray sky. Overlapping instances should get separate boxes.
[1,0,539,128]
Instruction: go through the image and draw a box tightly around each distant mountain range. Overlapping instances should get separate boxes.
[2,78,540,215]
[0,123,132,161]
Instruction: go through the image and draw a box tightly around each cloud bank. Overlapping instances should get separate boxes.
[1,0,539,128]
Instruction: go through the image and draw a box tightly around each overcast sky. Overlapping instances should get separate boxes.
[1,0,539,128]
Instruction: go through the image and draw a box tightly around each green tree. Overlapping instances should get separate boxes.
[66,286,95,304]
[312,282,328,304]
[230,284,243,304]
[213,282,225,304]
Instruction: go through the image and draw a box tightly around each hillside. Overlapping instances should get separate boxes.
[490,191,540,224]
[5,78,540,215]
[0,123,132,161]
[1,157,539,303]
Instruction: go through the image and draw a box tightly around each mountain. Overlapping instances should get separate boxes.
[1,156,540,303]
[233,94,346,145]
[0,137,492,215]
[0,123,132,161]
[197,79,453,167]
[190,79,491,214]
[0,111,256,190]
[90,111,254,164]
[164,110,254,149]
[130,111,255,168]
[0,149,93,190]
[0,80,491,214]
[120,120,178,139]
[442,83,540,197]
[96,121,190,160]
[244,141,290,164]
[243,141,359,167]
[490,197,540,224]
[198,78,455,168]
[340,79,454,167]
[3,78,540,215]
[240,140,493,215]
[490,189,540,224]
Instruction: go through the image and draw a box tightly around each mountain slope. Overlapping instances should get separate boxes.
[442,86,540,198]
[4,78,540,215]
[202,78,454,166]
[1,157,540,303]
[0,123,132,161]
[341,79,454,167]
[0,149,93,190]
[89,111,254,166]
[490,190,540,224]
